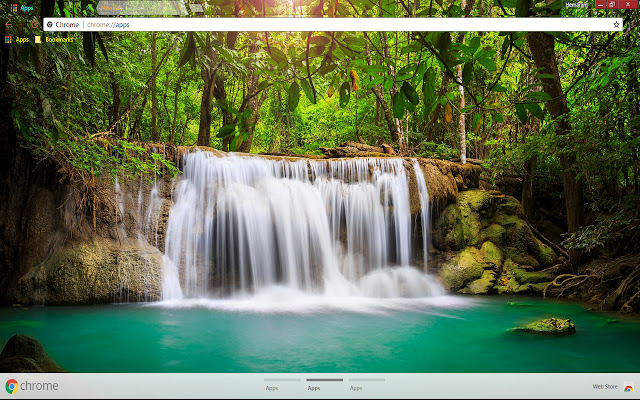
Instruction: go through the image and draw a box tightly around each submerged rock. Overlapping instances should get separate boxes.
[0,334,66,372]
[511,318,576,336]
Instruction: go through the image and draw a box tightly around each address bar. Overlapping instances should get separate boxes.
[43,17,624,32]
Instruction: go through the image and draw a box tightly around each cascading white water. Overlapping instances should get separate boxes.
[161,150,444,300]
[413,160,431,272]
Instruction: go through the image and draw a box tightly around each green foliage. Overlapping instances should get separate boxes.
[8,0,640,265]
[564,195,640,254]
[419,141,458,160]
[339,82,351,108]
[288,81,301,112]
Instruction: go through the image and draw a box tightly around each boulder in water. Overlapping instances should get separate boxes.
[439,246,487,292]
[0,334,66,372]
[511,318,576,336]
[439,241,505,293]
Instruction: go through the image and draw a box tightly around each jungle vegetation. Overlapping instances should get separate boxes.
[2,0,640,260]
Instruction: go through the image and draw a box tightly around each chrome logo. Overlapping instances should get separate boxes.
[5,379,18,394]
[625,386,634,392]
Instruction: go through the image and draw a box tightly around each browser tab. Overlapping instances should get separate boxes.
[96,0,188,15]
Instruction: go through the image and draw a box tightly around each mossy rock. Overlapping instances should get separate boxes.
[459,190,495,217]
[492,213,557,268]
[0,334,66,372]
[492,212,523,228]
[511,267,554,284]
[434,190,494,250]
[503,217,532,250]
[495,259,524,294]
[460,270,496,294]
[496,275,526,294]
[495,195,526,218]
[480,241,503,268]
[479,223,506,246]
[438,247,486,291]
[511,318,576,336]
[529,282,551,294]
[534,239,557,268]
[495,259,554,293]
[434,187,558,280]
[433,203,468,250]
[510,253,541,269]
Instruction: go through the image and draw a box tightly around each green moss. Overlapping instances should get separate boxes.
[460,270,496,294]
[512,268,554,284]
[494,259,553,294]
[0,334,66,372]
[480,241,503,268]
[434,190,502,251]
[434,204,467,250]
[496,195,526,218]
[495,259,521,294]
[434,188,559,289]
[511,318,576,336]
[534,239,557,267]
[529,282,550,294]
[492,212,522,227]
[439,247,486,291]
[434,203,482,250]
[511,253,540,268]
[496,275,522,294]
[479,223,506,246]
[459,190,495,217]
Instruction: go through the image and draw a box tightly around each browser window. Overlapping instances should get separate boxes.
[0,0,639,399]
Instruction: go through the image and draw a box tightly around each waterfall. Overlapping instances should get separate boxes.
[161,150,443,300]
[412,160,431,272]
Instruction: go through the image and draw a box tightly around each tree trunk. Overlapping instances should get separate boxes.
[238,74,266,153]
[456,60,466,164]
[170,81,180,144]
[150,32,159,143]
[527,32,584,235]
[211,72,234,151]
[197,76,215,146]
[521,66,541,218]
[132,93,148,141]
[197,41,219,147]
[457,0,470,163]
[238,43,266,153]
[108,72,121,137]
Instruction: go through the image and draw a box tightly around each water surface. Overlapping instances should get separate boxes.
[1,295,638,373]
